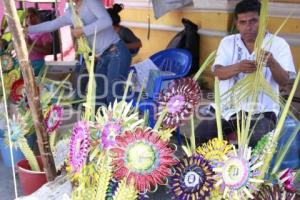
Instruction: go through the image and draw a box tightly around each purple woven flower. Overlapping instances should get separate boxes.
[157,78,201,129]
[101,122,122,149]
[45,105,63,133]
[169,154,215,200]
[69,121,90,172]
[214,147,263,199]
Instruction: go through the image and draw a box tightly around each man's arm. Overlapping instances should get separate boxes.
[264,51,289,87]
[214,60,257,80]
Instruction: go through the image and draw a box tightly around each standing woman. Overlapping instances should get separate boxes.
[27,0,131,105]
[107,4,142,56]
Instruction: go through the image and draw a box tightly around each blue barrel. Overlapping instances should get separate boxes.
[272,116,300,170]
[0,133,36,168]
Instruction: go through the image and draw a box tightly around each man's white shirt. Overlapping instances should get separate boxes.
[212,33,296,120]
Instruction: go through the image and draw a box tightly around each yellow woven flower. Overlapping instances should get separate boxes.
[196,138,233,163]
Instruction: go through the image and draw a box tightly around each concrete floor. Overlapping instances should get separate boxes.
[0,154,22,200]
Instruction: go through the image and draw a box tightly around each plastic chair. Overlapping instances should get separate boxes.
[136,48,192,144]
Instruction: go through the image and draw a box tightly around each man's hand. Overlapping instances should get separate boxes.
[237,60,257,73]
[71,27,84,38]
[260,50,275,67]
[259,50,289,86]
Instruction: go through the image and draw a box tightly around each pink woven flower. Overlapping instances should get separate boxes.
[157,78,201,129]
[279,168,296,192]
[45,105,63,133]
[69,121,90,172]
[110,127,178,192]
[101,122,122,149]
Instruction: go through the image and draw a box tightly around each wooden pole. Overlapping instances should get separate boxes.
[3,0,56,181]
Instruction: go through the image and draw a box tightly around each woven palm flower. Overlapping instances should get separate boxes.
[253,184,297,200]
[110,127,178,192]
[169,154,215,200]
[196,138,233,166]
[0,53,15,72]
[53,139,69,170]
[45,105,63,133]
[278,168,296,193]
[213,147,264,200]
[4,69,20,94]
[95,100,143,150]
[10,79,24,103]
[69,121,90,172]
[157,77,201,129]
[4,115,28,148]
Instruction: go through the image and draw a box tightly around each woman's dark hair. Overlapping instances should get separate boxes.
[107,4,124,26]
[234,0,261,19]
[26,7,40,18]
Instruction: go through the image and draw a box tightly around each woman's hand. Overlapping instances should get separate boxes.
[71,27,84,38]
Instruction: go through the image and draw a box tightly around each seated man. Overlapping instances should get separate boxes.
[197,0,295,147]
[25,8,53,76]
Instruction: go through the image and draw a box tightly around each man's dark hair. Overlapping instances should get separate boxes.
[234,0,261,19]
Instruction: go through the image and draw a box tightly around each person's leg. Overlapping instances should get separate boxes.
[71,61,89,99]
[196,107,235,145]
[94,56,109,106]
[105,41,131,104]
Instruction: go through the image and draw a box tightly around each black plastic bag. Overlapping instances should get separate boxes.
[166,18,199,76]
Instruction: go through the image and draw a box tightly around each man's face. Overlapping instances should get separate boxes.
[236,11,259,42]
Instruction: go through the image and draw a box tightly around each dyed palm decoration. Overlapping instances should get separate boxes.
[69,121,90,172]
[53,138,69,171]
[196,138,233,166]
[112,179,138,200]
[169,154,215,200]
[17,88,29,113]
[110,127,178,192]
[45,104,63,133]
[213,147,264,199]
[3,68,20,95]
[0,53,15,72]
[69,0,92,72]
[252,132,273,157]
[253,184,297,200]
[95,100,143,150]
[4,115,40,171]
[157,77,201,129]
[10,78,24,103]
[5,115,28,148]
[94,153,113,200]
[278,168,296,192]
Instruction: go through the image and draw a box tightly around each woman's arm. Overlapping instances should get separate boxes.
[121,27,142,50]
[82,0,113,36]
[28,12,71,34]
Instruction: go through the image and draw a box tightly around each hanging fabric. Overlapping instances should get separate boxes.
[151,0,192,19]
